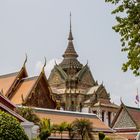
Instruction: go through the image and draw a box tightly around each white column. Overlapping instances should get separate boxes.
[104,111,108,125]
[98,109,102,120]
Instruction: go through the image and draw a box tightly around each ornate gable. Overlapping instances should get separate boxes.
[113,107,136,129]
[96,85,110,100]
[25,72,56,109]
[78,66,95,88]
[49,66,66,87]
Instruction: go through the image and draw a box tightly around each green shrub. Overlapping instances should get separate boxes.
[0,110,29,140]
[98,132,105,140]
[17,107,40,124]
[103,136,111,140]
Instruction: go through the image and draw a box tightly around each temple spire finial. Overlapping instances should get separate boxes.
[42,57,47,73]
[68,12,73,40]
[70,12,72,31]
[23,53,27,67]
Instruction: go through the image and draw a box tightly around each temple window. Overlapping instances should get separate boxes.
[93,110,97,114]
[102,111,105,122]
[108,112,111,126]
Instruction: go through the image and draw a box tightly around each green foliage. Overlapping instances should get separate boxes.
[0,110,29,140]
[52,124,59,135]
[72,118,94,140]
[98,132,105,140]
[17,107,40,124]
[105,0,140,76]
[103,136,111,140]
[39,118,53,140]
[36,118,95,140]
[57,122,68,139]
[66,123,75,139]
[31,137,40,140]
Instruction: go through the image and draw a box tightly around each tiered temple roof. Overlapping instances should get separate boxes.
[0,59,56,109]
[59,14,83,71]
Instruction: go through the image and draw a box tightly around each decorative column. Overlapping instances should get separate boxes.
[98,109,102,120]
[104,111,108,125]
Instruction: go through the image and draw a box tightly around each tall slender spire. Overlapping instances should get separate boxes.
[59,13,82,70]
[63,13,78,58]
[68,12,73,40]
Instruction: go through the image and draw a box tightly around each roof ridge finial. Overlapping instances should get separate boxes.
[42,57,47,73]
[23,53,27,67]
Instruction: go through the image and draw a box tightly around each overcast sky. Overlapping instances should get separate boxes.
[0,0,139,107]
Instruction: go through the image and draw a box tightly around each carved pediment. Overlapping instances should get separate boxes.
[78,67,95,87]
[96,85,110,99]
[49,68,65,86]
[26,73,56,109]
[113,109,136,129]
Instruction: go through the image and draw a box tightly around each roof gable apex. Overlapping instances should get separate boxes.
[23,71,56,107]
[112,104,137,129]
[6,65,28,98]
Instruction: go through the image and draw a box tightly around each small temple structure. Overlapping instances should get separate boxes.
[111,102,140,140]
[48,14,119,126]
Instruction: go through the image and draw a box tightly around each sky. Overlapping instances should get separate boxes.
[0,0,139,107]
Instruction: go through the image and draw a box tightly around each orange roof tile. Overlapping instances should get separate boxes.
[117,133,137,140]
[0,72,19,95]
[127,106,140,129]
[11,76,38,104]
[33,108,112,132]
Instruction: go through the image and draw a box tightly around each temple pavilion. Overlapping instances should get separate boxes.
[48,15,119,126]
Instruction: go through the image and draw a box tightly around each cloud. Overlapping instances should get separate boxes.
[35,58,62,78]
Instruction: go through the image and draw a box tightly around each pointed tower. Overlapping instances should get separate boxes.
[59,13,83,74]
[48,14,118,115]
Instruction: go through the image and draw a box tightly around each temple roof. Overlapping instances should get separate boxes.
[63,13,78,59]
[0,94,27,122]
[93,101,119,108]
[0,72,19,95]
[112,103,140,129]
[86,86,99,95]
[33,107,112,132]
[123,106,140,129]
[0,59,28,97]
[10,76,38,105]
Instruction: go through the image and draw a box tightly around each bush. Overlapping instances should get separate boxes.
[17,107,40,124]
[0,110,29,140]
[98,132,105,140]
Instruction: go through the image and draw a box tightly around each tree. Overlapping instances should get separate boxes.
[0,110,29,140]
[17,107,40,124]
[105,0,140,76]
[66,123,75,139]
[57,122,67,139]
[39,118,53,140]
[52,124,59,137]
[98,132,105,140]
[72,118,94,140]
